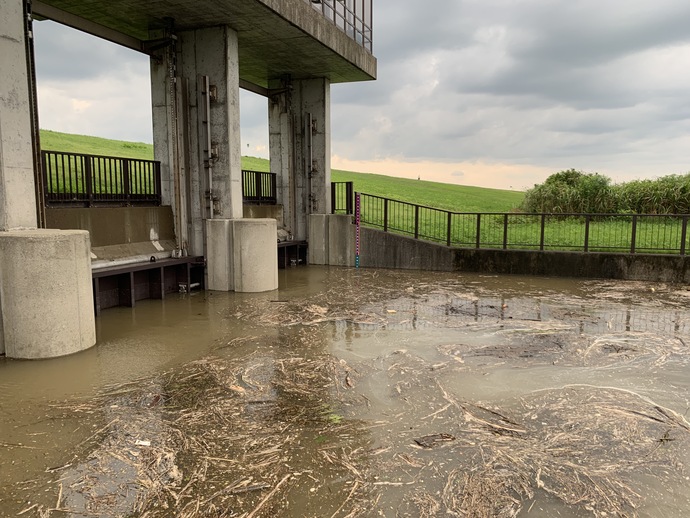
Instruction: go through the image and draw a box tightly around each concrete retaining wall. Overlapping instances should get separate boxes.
[45,207,177,262]
[328,222,690,283]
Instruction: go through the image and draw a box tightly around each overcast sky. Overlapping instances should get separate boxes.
[33,1,690,190]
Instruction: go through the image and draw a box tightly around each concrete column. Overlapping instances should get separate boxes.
[0,0,37,231]
[206,219,278,293]
[268,84,295,234]
[150,25,243,257]
[308,214,355,267]
[231,219,278,292]
[269,78,331,242]
[149,33,175,217]
[205,219,234,292]
[0,1,96,359]
[0,230,96,358]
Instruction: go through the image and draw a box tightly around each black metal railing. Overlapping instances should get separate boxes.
[242,170,277,205]
[356,192,690,255]
[42,150,161,207]
[331,181,354,214]
[306,0,373,52]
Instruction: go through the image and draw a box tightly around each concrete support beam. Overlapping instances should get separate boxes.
[0,0,37,231]
[206,219,278,293]
[0,230,96,359]
[150,25,243,257]
[269,84,294,234]
[269,77,331,241]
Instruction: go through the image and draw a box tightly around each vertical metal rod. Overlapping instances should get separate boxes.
[446,211,452,247]
[540,214,546,251]
[85,156,93,207]
[122,159,130,205]
[330,182,336,214]
[584,215,590,252]
[503,214,509,249]
[681,216,688,256]
[630,215,638,254]
[476,214,481,249]
[383,198,388,232]
[347,182,353,214]
[199,75,214,219]
[414,205,419,239]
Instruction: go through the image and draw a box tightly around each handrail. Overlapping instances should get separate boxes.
[306,0,373,52]
[331,181,354,214]
[355,191,690,255]
[242,170,277,205]
[42,150,161,207]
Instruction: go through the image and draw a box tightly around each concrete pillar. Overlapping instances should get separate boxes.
[150,25,243,257]
[269,78,331,242]
[0,230,96,358]
[268,83,295,234]
[308,214,355,267]
[205,219,234,292]
[0,0,37,231]
[0,1,96,359]
[206,219,278,293]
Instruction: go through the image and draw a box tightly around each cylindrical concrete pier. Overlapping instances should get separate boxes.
[0,230,96,359]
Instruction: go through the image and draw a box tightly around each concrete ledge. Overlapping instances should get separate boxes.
[452,248,690,283]
[331,225,690,283]
[46,207,176,249]
[0,229,96,359]
[359,227,453,270]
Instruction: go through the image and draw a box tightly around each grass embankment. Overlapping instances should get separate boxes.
[39,130,523,213]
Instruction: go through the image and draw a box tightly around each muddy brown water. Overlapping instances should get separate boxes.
[1,266,690,517]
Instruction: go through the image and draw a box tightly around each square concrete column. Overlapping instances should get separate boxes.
[0,230,96,358]
[151,25,243,257]
[0,0,37,231]
[308,214,355,267]
[206,218,278,293]
[269,78,331,242]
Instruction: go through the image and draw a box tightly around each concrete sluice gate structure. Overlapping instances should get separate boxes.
[0,0,376,358]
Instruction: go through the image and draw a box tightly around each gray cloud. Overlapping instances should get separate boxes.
[34,20,142,82]
[331,0,690,179]
[32,2,690,185]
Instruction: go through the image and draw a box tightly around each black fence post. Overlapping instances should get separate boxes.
[346,182,354,215]
[540,214,546,251]
[85,156,93,207]
[330,182,336,214]
[446,212,452,247]
[41,150,50,205]
[681,216,688,256]
[584,215,590,252]
[122,158,130,205]
[414,205,420,239]
[630,215,638,254]
[383,198,389,232]
[476,214,481,249]
[503,214,509,249]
